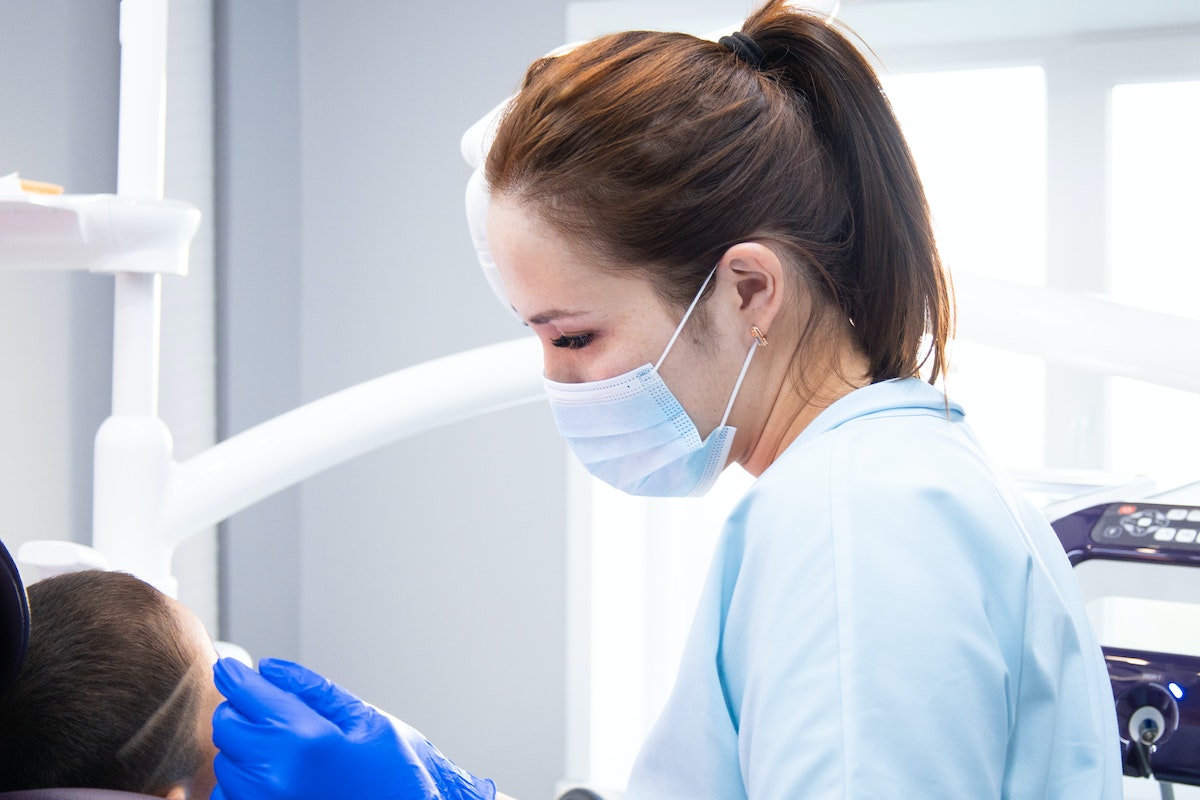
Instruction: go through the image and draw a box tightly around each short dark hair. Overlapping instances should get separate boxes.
[0,571,209,795]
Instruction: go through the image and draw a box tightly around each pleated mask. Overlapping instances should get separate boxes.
[543,269,761,498]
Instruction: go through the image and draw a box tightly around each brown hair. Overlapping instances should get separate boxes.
[486,0,952,385]
[0,571,209,795]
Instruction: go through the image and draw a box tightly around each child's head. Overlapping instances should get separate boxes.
[0,570,222,799]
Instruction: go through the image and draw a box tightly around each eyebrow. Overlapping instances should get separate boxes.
[526,308,588,325]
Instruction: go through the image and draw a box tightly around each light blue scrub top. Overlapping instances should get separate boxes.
[625,378,1122,799]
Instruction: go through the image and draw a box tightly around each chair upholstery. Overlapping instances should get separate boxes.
[0,791,161,800]
[0,538,30,695]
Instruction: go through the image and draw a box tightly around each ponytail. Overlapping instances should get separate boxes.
[743,1,953,383]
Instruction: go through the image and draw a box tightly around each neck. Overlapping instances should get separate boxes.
[737,342,872,477]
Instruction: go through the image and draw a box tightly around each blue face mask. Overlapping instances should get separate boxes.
[543,269,761,498]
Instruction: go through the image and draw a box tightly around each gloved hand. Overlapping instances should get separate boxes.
[211,657,496,800]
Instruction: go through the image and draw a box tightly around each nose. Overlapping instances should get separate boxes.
[541,346,582,384]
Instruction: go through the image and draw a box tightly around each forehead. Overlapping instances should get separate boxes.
[167,595,217,665]
[486,196,659,321]
[486,197,598,307]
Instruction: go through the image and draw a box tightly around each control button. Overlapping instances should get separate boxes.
[1119,505,1138,515]
[1155,528,1178,542]
[1189,510,1200,523]
[1126,509,1168,537]
[1103,525,1124,539]
[1167,508,1189,521]
[1177,529,1199,544]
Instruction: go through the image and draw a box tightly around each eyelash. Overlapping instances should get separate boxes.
[550,333,595,350]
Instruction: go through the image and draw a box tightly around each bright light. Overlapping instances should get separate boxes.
[1110,80,1200,322]
[1109,80,1200,490]
[883,67,1048,471]
[883,66,1046,287]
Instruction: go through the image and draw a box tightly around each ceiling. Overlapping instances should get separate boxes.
[567,0,1200,46]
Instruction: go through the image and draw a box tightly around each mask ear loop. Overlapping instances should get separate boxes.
[655,267,719,371]
[719,326,768,427]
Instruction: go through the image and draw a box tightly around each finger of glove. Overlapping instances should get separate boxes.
[211,699,278,755]
[258,657,375,735]
[214,657,318,726]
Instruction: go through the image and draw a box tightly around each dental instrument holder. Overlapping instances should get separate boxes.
[0,190,199,596]
[1054,499,1200,786]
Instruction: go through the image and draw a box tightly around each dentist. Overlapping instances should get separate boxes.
[210,2,1122,798]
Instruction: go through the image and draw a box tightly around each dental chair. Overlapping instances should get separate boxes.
[0,539,160,800]
[0,793,156,799]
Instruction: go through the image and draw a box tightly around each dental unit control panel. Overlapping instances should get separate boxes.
[1085,503,1200,558]
[1054,498,1200,787]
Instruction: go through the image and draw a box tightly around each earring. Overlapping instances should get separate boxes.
[751,326,768,347]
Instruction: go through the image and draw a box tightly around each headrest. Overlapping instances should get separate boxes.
[0,791,160,799]
[557,790,606,800]
[0,538,30,696]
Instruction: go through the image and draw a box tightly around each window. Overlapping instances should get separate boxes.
[883,67,1047,288]
[1108,80,1200,491]
[883,66,1048,468]
[1109,80,1200,321]
[585,465,752,790]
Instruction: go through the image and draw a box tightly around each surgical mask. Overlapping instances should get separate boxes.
[543,269,762,498]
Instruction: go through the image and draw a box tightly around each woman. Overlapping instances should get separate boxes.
[210,2,1122,797]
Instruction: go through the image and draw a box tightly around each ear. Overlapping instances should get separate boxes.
[163,785,186,800]
[718,242,785,337]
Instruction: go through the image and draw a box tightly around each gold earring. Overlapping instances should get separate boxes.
[751,326,768,347]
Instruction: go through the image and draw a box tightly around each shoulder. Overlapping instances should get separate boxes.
[740,388,1037,577]
[755,394,1003,515]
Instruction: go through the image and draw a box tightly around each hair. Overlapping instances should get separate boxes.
[0,571,209,795]
[486,0,953,386]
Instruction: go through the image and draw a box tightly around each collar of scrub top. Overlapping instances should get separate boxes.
[0,537,31,696]
[460,4,843,320]
[789,377,964,452]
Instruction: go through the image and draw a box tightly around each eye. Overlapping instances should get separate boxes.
[550,333,595,350]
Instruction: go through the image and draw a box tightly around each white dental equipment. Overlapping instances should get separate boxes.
[0,0,543,597]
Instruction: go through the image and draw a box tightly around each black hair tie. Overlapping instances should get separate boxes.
[719,31,766,70]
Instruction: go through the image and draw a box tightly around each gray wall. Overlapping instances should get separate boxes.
[0,1,118,557]
[214,0,305,670]
[217,2,572,795]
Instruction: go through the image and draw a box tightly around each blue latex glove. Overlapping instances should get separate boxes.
[211,657,496,800]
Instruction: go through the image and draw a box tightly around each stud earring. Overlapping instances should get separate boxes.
[751,326,768,347]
